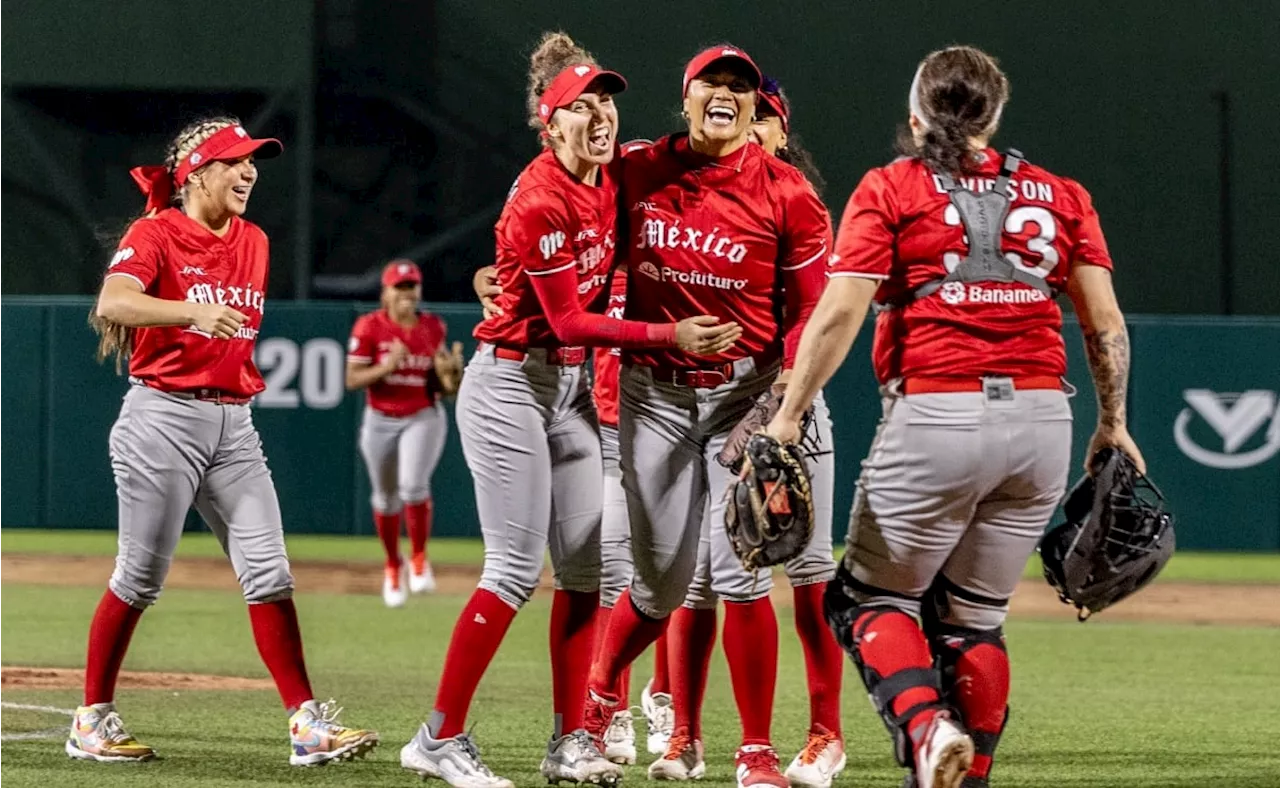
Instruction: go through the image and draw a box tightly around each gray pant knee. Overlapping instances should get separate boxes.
[108,573,161,609]
[370,492,403,515]
[479,558,543,609]
[400,483,431,504]
[240,559,295,603]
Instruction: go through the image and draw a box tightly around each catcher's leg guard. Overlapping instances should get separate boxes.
[922,577,1010,783]
[825,567,944,769]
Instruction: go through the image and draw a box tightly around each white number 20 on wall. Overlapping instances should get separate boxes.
[943,204,1060,279]
[255,337,345,410]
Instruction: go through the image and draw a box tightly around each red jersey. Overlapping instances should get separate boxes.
[105,208,269,397]
[477,148,617,348]
[348,309,447,417]
[592,271,628,427]
[830,150,1113,383]
[619,135,830,369]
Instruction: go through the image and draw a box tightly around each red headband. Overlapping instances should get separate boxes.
[129,124,283,214]
[537,64,628,124]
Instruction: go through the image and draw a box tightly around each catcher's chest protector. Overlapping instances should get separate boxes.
[878,150,1053,310]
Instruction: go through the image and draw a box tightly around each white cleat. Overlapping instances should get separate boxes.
[784,727,846,788]
[384,563,408,608]
[914,712,974,788]
[412,562,437,593]
[540,730,623,785]
[65,703,156,762]
[603,710,637,765]
[647,733,705,781]
[400,725,515,788]
[640,679,674,755]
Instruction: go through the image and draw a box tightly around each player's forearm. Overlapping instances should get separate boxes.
[779,277,876,421]
[780,259,827,369]
[1081,320,1130,429]
[96,281,197,328]
[345,362,394,391]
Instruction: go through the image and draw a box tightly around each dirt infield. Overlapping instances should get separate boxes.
[4,553,1279,627]
[2,666,275,691]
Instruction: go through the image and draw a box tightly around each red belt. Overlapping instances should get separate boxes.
[902,375,1062,395]
[648,362,737,388]
[493,345,587,367]
[168,387,253,405]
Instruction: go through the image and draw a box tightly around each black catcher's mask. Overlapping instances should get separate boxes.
[1039,448,1175,621]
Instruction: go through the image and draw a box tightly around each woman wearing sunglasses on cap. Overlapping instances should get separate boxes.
[80,116,378,766]
[399,33,741,788]
[345,259,463,608]
[582,45,831,788]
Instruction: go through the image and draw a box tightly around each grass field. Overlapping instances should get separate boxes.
[3,532,1280,788]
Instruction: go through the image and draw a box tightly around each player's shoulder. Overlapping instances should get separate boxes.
[235,218,271,249]
[1015,155,1095,212]
[418,311,446,332]
[351,310,383,334]
[121,211,173,244]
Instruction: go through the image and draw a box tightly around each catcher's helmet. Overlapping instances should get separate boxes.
[1039,448,1175,621]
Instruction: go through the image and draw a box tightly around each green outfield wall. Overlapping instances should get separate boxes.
[3,297,1277,550]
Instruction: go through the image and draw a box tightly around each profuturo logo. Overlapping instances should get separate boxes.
[1173,389,1280,470]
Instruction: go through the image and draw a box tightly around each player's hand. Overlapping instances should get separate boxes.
[675,316,743,356]
[473,266,502,319]
[382,339,409,370]
[192,304,248,339]
[1086,424,1147,476]
[434,341,464,375]
[764,412,802,445]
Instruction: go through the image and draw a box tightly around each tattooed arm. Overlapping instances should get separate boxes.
[1067,264,1147,474]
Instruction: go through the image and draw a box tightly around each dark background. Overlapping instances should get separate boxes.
[3,0,1277,313]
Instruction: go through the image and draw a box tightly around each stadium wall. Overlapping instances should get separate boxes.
[3,297,1277,550]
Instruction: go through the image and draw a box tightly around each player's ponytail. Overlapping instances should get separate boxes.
[526,31,598,144]
[895,46,1009,175]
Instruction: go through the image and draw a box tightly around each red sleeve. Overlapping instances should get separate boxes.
[347,316,377,364]
[526,265,677,349]
[508,191,579,276]
[830,168,897,280]
[104,219,165,290]
[1066,181,1114,271]
[779,177,832,369]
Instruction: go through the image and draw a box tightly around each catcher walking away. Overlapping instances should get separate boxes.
[765,46,1149,788]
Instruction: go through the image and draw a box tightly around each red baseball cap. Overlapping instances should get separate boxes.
[537,64,628,124]
[382,259,422,287]
[174,124,283,186]
[682,45,762,96]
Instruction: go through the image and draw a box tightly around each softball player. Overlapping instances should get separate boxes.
[766,46,1145,788]
[78,117,377,766]
[346,259,462,607]
[583,46,830,788]
[645,75,847,788]
[399,33,740,788]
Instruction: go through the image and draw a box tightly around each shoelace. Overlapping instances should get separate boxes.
[605,711,633,742]
[311,699,347,731]
[456,731,499,778]
[662,732,696,761]
[739,747,781,772]
[567,729,606,758]
[647,699,674,734]
[99,711,132,744]
[797,731,838,765]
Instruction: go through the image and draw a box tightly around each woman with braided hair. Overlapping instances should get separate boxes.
[77,116,378,766]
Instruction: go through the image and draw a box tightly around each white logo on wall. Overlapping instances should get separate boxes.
[1173,389,1280,469]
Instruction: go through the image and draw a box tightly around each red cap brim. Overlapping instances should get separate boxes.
[216,137,284,162]
[683,46,762,96]
[538,65,628,124]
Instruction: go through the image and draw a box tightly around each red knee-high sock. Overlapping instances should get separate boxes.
[651,625,672,695]
[405,500,432,566]
[84,589,144,706]
[854,610,942,745]
[591,604,633,700]
[374,511,403,571]
[723,598,779,746]
[669,606,716,739]
[551,590,600,737]
[248,598,314,710]
[588,590,665,697]
[794,582,845,736]
[431,589,519,737]
[949,640,1010,780]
